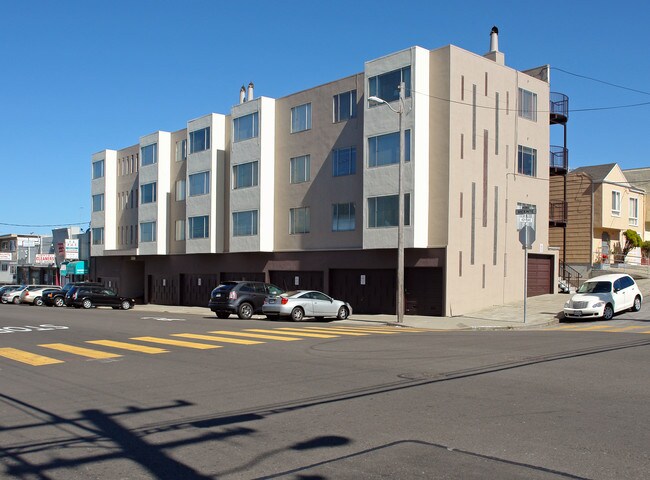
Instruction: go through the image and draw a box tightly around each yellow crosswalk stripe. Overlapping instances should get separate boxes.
[335,326,429,332]
[326,326,400,334]
[208,330,301,341]
[0,347,63,366]
[39,343,122,359]
[567,325,616,331]
[545,324,588,330]
[281,327,370,336]
[641,330,650,334]
[602,326,647,332]
[86,340,168,354]
[245,329,339,338]
[172,333,263,345]
[131,337,222,349]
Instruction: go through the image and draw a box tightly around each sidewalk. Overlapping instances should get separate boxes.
[136,278,650,331]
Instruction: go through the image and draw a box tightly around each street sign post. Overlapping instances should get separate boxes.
[516,207,537,324]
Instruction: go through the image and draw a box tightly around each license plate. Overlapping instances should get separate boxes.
[215,293,221,298]
[574,310,582,316]
[268,298,276,304]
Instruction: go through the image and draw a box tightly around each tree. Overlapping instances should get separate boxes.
[622,229,642,256]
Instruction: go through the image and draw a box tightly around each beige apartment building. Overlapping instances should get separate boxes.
[90,28,560,317]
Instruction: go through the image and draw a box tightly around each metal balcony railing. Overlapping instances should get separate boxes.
[550,145,569,174]
[549,201,567,225]
[550,92,569,124]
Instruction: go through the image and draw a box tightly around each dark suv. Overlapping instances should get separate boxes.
[65,285,135,310]
[209,281,283,319]
[43,282,103,307]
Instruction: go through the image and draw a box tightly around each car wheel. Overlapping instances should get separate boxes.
[54,297,65,307]
[631,296,642,312]
[237,302,254,319]
[602,304,614,320]
[291,307,305,322]
[12,297,20,305]
[216,312,230,319]
[82,299,92,309]
[336,306,349,320]
[33,297,43,307]
[121,300,131,310]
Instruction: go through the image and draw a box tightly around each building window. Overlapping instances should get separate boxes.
[233,161,259,189]
[188,216,209,239]
[176,139,187,162]
[141,143,157,166]
[629,197,639,226]
[332,147,356,177]
[291,103,311,133]
[175,220,185,241]
[368,66,411,103]
[517,146,537,177]
[189,171,210,196]
[92,159,104,179]
[518,88,537,121]
[92,227,104,245]
[290,155,310,184]
[333,90,357,122]
[189,127,211,154]
[92,194,104,212]
[140,222,156,242]
[233,210,258,237]
[332,202,356,231]
[289,207,310,234]
[368,194,411,228]
[611,191,621,216]
[140,182,157,204]
[233,112,259,142]
[176,179,186,201]
[1,263,7,272]
[368,130,410,167]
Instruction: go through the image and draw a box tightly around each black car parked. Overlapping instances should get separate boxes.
[43,282,103,307]
[208,281,283,319]
[65,285,135,310]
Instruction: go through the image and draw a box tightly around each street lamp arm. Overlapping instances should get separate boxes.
[367,96,401,114]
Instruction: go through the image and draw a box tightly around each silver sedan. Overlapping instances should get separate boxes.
[262,290,352,321]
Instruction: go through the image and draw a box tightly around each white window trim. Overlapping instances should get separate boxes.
[629,197,639,226]
[612,190,621,217]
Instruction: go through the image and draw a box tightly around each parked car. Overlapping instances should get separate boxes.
[42,282,103,307]
[65,285,135,310]
[0,285,22,303]
[20,285,57,306]
[2,285,29,304]
[262,290,352,321]
[563,273,643,320]
[209,281,284,319]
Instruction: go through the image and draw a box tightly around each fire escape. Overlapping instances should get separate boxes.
[549,92,580,290]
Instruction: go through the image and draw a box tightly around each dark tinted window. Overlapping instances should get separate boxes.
[253,283,266,294]
[267,284,283,295]
[239,283,254,293]
[213,282,238,293]
[620,276,635,289]
[312,292,330,301]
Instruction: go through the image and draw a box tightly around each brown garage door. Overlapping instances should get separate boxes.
[269,271,324,292]
[405,267,444,316]
[329,269,395,314]
[527,254,553,297]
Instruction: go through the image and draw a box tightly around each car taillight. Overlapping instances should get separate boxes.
[73,292,78,300]
[281,297,289,305]
[229,291,237,300]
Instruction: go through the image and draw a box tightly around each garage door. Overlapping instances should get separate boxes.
[527,254,553,297]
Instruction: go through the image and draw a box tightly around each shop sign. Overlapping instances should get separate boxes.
[65,239,79,260]
[35,254,56,264]
[0,252,11,261]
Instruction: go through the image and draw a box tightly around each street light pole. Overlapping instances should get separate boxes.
[368,81,406,323]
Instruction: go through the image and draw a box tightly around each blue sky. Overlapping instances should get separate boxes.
[2,0,649,235]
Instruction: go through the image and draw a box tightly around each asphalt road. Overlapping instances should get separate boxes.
[1,303,649,479]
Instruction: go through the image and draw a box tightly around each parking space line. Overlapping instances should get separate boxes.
[567,325,616,331]
[328,326,401,334]
[131,337,222,349]
[39,343,122,359]
[208,331,301,341]
[86,340,169,354]
[0,348,64,366]
[172,333,263,345]
[282,327,370,336]
[602,326,648,332]
[245,329,339,338]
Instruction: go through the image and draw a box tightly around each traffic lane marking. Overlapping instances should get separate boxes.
[327,327,401,334]
[130,337,222,349]
[297,327,371,336]
[244,329,340,338]
[86,340,169,354]
[0,348,63,366]
[172,333,263,345]
[39,343,122,359]
[208,331,301,341]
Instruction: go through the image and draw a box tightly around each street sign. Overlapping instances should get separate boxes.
[515,206,536,215]
[519,225,535,249]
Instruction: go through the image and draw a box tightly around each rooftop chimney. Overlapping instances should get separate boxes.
[239,85,246,104]
[484,26,505,65]
[247,82,254,101]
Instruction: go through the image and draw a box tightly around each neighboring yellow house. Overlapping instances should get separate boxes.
[623,167,650,240]
[550,163,645,272]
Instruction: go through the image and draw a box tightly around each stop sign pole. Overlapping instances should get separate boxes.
[516,208,536,324]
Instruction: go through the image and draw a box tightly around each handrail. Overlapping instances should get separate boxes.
[560,261,582,290]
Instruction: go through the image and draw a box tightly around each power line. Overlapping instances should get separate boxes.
[0,221,89,228]
[551,67,650,97]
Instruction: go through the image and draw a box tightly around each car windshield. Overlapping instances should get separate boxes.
[577,281,612,294]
